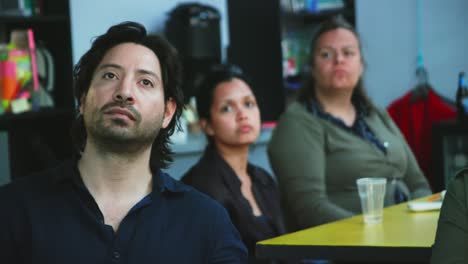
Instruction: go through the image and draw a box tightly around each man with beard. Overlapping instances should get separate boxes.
[0,21,247,264]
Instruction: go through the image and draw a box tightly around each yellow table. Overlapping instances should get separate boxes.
[256,195,441,262]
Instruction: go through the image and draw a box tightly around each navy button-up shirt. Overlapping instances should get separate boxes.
[0,160,247,263]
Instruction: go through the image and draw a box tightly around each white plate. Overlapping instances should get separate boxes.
[407,201,443,212]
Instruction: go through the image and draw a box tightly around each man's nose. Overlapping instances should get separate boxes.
[113,78,135,104]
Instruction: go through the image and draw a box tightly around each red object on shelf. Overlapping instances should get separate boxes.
[0,60,17,100]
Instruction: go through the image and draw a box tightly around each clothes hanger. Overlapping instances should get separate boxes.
[410,67,431,101]
[408,0,455,107]
[410,65,456,106]
[409,0,431,102]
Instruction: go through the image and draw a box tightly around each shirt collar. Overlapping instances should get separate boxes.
[154,169,190,193]
[53,158,189,194]
[307,97,367,118]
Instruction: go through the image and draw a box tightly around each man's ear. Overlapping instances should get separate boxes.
[199,118,214,136]
[162,98,176,129]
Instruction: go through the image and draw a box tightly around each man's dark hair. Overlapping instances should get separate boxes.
[71,21,184,169]
[297,15,374,113]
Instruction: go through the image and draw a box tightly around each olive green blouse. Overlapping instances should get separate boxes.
[268,101,432,231]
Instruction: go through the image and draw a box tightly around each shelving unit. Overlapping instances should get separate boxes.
[227,0,355,120]
[227,0,285,122]
[281,8,354,24]
[0,0,74,179]
[280,1,355,103]
[432,120,468,192]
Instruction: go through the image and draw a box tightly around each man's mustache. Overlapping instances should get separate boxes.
[100,102,141,121]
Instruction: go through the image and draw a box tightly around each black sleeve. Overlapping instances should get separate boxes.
[431,172,468,264]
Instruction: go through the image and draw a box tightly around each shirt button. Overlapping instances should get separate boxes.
[113,251,120,260]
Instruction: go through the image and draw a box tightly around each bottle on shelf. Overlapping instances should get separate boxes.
[456,71,468,119]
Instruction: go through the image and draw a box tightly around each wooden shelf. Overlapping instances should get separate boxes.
[0,108,75,130]
[281,8,354,24]
[0,15,68,23]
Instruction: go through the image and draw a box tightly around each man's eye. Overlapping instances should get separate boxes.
[141,79,154,87]
[103,72,116,79]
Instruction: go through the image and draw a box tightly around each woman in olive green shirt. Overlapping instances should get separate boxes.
[268,16,432,231]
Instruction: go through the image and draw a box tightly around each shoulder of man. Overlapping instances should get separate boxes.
[180,186,247,262]
[444,168,468,196]
[161,170,225,211]
[455,168,468,179]
[0,161,72,218]
[161,172,246,248]
[0,160,70,196]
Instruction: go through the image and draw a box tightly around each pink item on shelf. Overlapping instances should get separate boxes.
[27,29,40,92]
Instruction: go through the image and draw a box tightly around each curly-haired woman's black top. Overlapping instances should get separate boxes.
[182,145,286,264]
